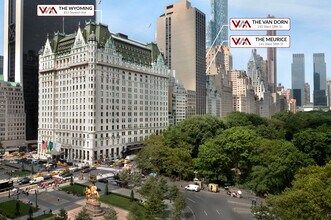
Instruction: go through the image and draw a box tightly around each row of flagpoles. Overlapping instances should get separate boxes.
[41,140,62,153]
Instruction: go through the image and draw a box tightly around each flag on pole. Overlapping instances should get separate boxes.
[48,141,53,151]
[44,141,48,150]
[54,143,62,152]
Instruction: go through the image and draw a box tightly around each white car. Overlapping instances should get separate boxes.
[185,184,200,192]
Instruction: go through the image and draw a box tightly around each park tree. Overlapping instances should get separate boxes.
[292,128,331,165]
[130,189,134,202]
[136,134,169,173]
[247,139,313,196]
[171,192,186,220]
[127,202,145,220]
[163,115,225,157]
[54,208,68,220]
[144,186,164,220]
[105,183,109,195]
[70,175,74,186]
[138,176,156,198]
[265,162,331,220]
[103,207,117,220]
[196,127,259,183]
[163,148,194,180]
[168,185,179,203]
[28,205,33,220]
[15,200,20,216]
[224,112,268,128]
[130,172,142,188]
[157,176,168,195]
[118,169,131,187]
[75,208,92,220]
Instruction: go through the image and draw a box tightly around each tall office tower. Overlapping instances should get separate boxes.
[0,77,26,150]
[206,0,228,47]
[3,0,96,142]
[247,49,270,118]
[38,22,169,162]
[304,82,311,105]
[267,15,277,93]
[313,53,327,106]
[291,54,305,107]
[157,0,206,115]
[230,70,257,114]
[0,56,3,75]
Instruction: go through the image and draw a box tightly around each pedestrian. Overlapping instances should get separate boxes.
[57,197,59,202]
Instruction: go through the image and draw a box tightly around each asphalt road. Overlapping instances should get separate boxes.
[183,189,253,220]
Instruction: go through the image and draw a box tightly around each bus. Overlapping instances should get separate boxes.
[0,180,14,192]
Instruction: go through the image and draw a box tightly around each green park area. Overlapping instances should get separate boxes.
[0,200,39,219]
[60,184,85,196]
[34,214,54,220]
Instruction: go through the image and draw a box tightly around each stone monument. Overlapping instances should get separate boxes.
[84,174,105,216]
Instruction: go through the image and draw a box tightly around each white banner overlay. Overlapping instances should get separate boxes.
[37,5,95,16]
[230,18,290,31]
[230,36,291,48]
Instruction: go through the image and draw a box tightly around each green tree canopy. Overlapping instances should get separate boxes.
[247,139,313,196]
[54,208,68,220]
[292,128,331,165]
[266,162,331,220]
[75,208,92,220]
[164,115,225,157]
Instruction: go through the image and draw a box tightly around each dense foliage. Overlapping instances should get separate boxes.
[136,112,331,217]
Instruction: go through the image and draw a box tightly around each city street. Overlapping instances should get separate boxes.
[183,189,253,220]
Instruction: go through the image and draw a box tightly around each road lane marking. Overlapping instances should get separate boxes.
[204,210,208,216]
[192,194,203,201]
[228,200,252,207]
[187,198,196,203]
[187,206,196,220]
[216,209,221,215]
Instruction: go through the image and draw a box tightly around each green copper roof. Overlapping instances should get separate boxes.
[45,21,163,67]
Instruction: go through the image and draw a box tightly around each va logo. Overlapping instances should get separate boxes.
[231,37,251,46]
[38,6,58,14]
[231,20,252,29]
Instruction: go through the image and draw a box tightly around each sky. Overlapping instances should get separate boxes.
[0,0,330,91]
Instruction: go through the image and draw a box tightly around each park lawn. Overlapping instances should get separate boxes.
[34,214,54,220]
[100,193,145,213]
[60,184,85,196]
[14,170,31,177]
[0,200,39,218]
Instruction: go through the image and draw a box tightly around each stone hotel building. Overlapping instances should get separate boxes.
[38,22,169,163]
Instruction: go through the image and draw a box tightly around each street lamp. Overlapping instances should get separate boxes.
[35,190,39,208]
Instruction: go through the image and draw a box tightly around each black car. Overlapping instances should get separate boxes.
[18,177,31,185]
[98,178,108,183]
[43,175,52,180]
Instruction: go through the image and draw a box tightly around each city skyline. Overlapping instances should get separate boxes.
[0,0,330,91]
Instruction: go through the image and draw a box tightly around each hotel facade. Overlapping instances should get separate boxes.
[38,22,169,163]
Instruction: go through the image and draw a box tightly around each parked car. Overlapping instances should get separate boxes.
[61,172,73,181]
[43,175,52,180]
[98,178,108,183]
[30,177,44,184]
[81,168,91,173]
[185,184,200,192]
[18,177,31,185]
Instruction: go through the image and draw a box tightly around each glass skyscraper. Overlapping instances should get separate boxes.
[291,54,305,107]
[3,0,96,141]
[206,0,228,47]
[313,53,327,106]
